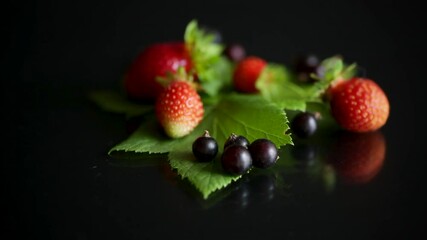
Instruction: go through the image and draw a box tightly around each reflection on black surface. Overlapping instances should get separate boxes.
[291,143,319,169]
[157,164,279,210]
[327,130,386,185]
[220,172,277,211]
[223,177,251,211]
[110,130,387,209]
[250,174,276,201]
[278,142,337,199]
[214,131,386,208]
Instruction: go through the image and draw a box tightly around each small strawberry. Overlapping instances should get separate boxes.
[232,56,267,93]
[124,42,192,101]
[155,69,204,138]
[329,77,390,132]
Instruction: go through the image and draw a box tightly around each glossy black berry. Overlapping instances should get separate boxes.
[192,130,218,162]
[293,54,321,83]
[224,43,246,62]
[290,112,318,138]
[221,145,252,174]
[248,139,279,168]
[224,133,250,149]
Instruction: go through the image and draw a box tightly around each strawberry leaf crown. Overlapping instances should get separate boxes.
[311,55,357,83]
[156,66,199,89]
[310,56,357,96]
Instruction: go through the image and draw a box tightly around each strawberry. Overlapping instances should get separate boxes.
[329,77,390,132]
[124,42,192,101]
[123,20,224,101]
[155,69,204,138]
[232,56,267,93]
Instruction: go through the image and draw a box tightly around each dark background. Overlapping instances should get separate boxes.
[4,0,426,239]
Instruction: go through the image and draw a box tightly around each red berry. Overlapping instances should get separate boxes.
[155,80,204,138]
[329,77,390,132]
[232,56,267,93]
[124,42,192,101]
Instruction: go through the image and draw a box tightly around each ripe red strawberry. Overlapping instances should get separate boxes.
[328,131,386,184]
[233,56,267,93]
[329,77,390,132]
[155,75,204,138]
[124,42,192,101]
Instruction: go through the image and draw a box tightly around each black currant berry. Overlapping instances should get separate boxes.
[224,133,250,149]
[221,145,252,175]
[290,112,318,138]
[248,139,279,168]
[192,130,218,162]
[224,43,246,62]
[293,54,321,83]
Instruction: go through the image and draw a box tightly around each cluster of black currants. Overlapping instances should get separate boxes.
[192,131,279,175]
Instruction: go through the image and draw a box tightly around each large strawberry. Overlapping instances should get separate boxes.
[309,56,389,132]
[155,68,204,138]
[329,77,390,132]
[124,42,192,101]
[232,56,267,93]
[124,20,224,101]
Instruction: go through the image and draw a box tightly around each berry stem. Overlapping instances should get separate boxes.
[203,130,211,138]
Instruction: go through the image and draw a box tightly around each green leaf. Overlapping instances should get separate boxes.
[88,90,153,118]
[184,19,227,96]
[256,64,328,111]
[109,94,292,199]
[108,117,178,154]
[169,94,291,198]
[169,151,242,200]
[204,94,292,146]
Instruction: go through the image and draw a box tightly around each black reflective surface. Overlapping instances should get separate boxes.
[5,0,426,239]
